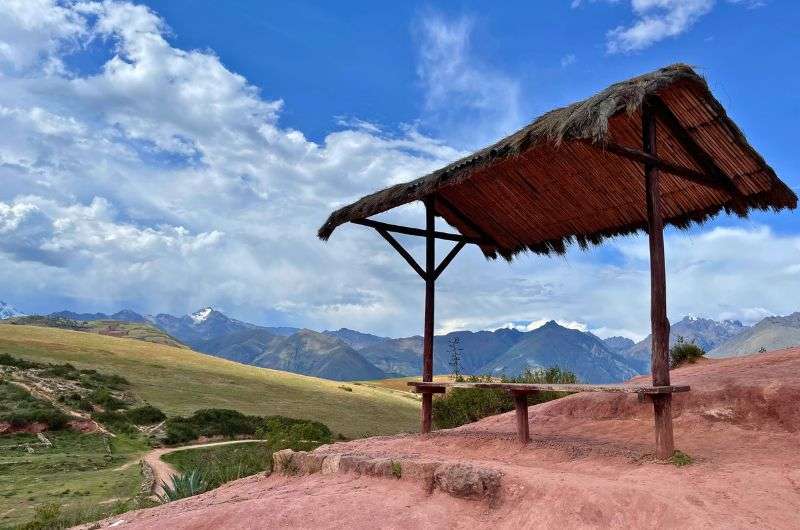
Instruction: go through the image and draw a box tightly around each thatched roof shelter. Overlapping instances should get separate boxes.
[319,64,796,260]
[317,64,796,458]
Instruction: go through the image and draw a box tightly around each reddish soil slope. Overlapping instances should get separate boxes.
[90,348,800,529]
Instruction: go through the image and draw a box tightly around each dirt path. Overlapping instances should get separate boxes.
[143,440,267,497]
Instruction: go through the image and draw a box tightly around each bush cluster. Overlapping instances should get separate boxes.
[256,415,332,451]
[125,404,167,425]
[432,367,578,429]
[164,409,263,445]
[669,336,706,368]
[0,381,69,430]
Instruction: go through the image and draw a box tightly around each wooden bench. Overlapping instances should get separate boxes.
[408,381,690,444]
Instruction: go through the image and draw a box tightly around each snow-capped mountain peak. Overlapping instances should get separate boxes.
[190,307,214,324]
[0,301,25,320]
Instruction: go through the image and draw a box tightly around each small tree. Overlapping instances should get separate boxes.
[669,336,705,368]
[447,336,463,380]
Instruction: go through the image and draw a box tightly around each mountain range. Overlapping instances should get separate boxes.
[0,301,24,320]
[4,301,800,383]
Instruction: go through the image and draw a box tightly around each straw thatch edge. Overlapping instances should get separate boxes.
[318,64,796,260]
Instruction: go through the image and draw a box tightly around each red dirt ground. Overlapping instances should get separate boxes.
[88,347,800,529]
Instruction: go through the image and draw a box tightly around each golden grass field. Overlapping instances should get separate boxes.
[0,324,419,438]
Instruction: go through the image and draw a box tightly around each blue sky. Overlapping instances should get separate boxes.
[0,0,798,340]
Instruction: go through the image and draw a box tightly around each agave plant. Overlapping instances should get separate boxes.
[157,469,207,503]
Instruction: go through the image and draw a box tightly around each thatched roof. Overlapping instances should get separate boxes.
[318,64,796,260]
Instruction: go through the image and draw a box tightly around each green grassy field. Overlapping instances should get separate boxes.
[0,431,148,528]
[0,325,419,438]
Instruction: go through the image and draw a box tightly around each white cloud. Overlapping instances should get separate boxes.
[606,0,714,53]
[413,12,522,148]
[0,0,86,71]
[560,53,577,67]
[0,1,795,341]
[592,0,763,53]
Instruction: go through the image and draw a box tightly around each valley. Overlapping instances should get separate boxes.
[5,304,798,384]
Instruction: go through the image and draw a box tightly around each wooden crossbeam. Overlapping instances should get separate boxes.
[586,140,731,193]
[375,228,426,280]
[434,240,466,280]
[648,95,743,198]
[351,218,482,245]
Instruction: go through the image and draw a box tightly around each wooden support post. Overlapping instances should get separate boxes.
[643,97,675,460]
[421,197,436,434]
[512,392,530,444]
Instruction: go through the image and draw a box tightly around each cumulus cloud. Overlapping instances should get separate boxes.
[0,1,795,340]
[413,11,522,148]
[581,0,765,53]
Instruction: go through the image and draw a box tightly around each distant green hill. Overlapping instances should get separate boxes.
[2,316,186,349]
[0,325,418,438]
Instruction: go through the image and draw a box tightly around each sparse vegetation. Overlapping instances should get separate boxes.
[157,469,207,503]
[670,450,693,467]
[433,367,577,429]
[447,336,463,379]
[0,324,419,438]
[391,460,402,479]
[0,431,149,528]
[670,336,706,368]
[0,381,69,430]
[161,442,271,492]
[338,385,353,392]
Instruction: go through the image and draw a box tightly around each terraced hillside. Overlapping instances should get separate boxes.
[0,325,419,438]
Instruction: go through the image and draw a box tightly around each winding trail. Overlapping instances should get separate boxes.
[143,440,267,497]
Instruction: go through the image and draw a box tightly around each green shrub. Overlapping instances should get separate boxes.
[125,404,166,425]
[164,408,262,445]
[255,415,332,451]
[0,352,40,369]
[432,367,577,429]
[669,336,705,368]
[41,363,80,380]
[391,460,402,479]
[88,388,128,411]
[163,419,199,445]
[0,381,69,430]
[92,411,135,434]
[18,502,61,530]
[78,369,129,390]
[162,442,271,490]
[670,450,693,467]
[157,469,207,503]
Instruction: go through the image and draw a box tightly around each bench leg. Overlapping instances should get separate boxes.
[652,394,674,459]
[421,393,432,434]
[512,392,530,444]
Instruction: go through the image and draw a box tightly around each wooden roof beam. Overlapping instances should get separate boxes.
[351,218,484,245]
[584,139,732,193]
[648,95,744,198]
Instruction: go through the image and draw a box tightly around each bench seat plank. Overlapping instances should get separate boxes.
[407,381,690,394]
